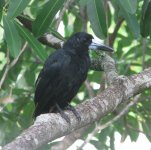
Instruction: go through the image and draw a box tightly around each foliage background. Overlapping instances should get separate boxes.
[0,0,151,149]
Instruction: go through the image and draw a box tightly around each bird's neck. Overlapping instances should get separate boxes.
[63,46,89,57]
[63,41,89,55]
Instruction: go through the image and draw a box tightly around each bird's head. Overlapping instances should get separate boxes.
[63,32,113,54]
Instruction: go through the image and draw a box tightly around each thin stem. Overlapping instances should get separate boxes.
[55,0,74,30]
[109,18,124,47]
[142,38,148,70]
[0,42,28,89]
[84,79,94,98]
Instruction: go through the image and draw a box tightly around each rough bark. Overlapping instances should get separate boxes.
[2,55,151,150]
[51,125,90,150]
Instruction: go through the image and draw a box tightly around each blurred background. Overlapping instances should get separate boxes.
[0,0,151,149]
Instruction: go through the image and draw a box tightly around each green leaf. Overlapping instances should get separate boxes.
[140,0,151,37]
[87,0,107,39]
[150,21,151,39]
[0,11,2,22]
[117,0,137,14]
[24,64,37,86]
[3,15,21,58]
[142,121,151,142]
[0,0,4,21]
[32,0,65,37]
[73,17,82,33]
[7,0,31,19]
[79,0,87,7]
[49,28,65,41]
[19,101,34,128]
[127,115,139,142]
[98,127,111,142]
[0,0,4,9]
[15,22,47,62]
[91,140,105,149]
[120,9,140,38]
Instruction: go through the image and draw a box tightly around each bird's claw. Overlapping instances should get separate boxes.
[66,105,81,122]
[60,111,71,124]
[56,103,71,124]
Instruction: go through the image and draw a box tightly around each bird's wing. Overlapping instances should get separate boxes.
[34,50,70,109]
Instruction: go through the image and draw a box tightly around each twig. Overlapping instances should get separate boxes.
[78,95,141,149]
[142,38,148,70]
[84,79,94,98]
[55,0,75,30]
[10,42,28,68]
[80,6,87,32]
[109,18,124,47]
[127,123,151,137]
[98,73,106,94]
[0,66,9,89]
[123,42,139,75]
[0,42,28,89]
[0,48,10,89]
[17,16,63,49]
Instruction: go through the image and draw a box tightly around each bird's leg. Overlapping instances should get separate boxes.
[66,104,81,122]
[55,103,70,124]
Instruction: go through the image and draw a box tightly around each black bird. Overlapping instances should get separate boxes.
[34,32,113,121]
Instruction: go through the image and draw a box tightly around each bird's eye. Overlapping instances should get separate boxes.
[83,38,87,43]
[77,37,80,42]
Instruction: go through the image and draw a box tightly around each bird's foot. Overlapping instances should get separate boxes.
[56,103,70,124]
[66,105,81,122]
[60,111,71,124]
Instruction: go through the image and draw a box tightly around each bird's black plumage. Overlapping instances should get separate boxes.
[34,32,113,118]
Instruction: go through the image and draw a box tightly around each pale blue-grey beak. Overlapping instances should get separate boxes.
[89,39,113,52]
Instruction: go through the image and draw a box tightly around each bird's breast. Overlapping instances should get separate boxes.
[62,54,90,84]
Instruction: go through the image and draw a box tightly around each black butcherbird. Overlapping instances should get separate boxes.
[34,32,113,121]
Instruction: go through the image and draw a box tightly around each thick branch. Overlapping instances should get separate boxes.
[51,125,90,150]
[17,16,62,49]
[90,58,103,71]
[2,61,151,150]
[78,94,141,149]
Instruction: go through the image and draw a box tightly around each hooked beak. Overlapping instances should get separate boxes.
[89,39,113,52]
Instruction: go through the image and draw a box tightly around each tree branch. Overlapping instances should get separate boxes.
[142,38,148,70]
[109,18,124,47]
[51,79,95,150]
[90,58,104,71]
[2,53,151,150]
[78,94,141,149]
[17,16,63,49]
[55,0,75,30]
[51,125,91,150]
[84,79,95,98]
